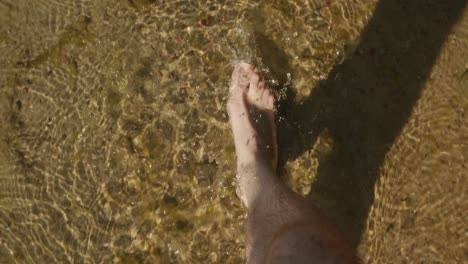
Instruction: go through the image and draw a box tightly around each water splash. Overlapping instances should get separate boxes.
[226,15,258,65]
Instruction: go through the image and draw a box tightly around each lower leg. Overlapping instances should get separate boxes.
[247,184,357,263]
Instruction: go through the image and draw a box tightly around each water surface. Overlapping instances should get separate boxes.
[0,0,467,263]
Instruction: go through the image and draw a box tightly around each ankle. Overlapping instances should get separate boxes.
[236,161,278,206]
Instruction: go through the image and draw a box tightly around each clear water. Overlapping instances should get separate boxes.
[0,0,467,263]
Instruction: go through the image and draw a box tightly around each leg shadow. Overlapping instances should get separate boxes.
[266,0,466,247]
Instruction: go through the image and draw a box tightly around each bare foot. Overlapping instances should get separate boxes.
[227,62,277,207]
[228,64,358,263]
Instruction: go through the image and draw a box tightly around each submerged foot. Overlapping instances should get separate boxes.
[227,62,277,207]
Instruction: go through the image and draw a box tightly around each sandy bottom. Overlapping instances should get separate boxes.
[0,0,466,263]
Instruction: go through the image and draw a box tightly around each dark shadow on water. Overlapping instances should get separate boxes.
[257,0,466,248]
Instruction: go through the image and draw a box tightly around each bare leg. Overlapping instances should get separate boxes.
[228,63,358,263]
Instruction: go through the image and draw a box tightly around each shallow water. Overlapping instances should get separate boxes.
[0,0,467,263]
